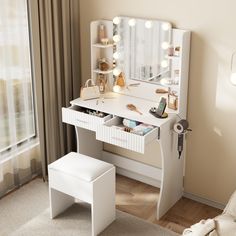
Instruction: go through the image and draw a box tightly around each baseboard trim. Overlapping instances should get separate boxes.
[102,151,162,188]
[183,192,225,210]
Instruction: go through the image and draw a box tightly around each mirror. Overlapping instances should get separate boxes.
[113,16,172,84]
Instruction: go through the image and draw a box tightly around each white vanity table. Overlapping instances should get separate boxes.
[62,17,191,220]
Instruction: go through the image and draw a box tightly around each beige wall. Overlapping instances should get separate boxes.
[79,0,236,205]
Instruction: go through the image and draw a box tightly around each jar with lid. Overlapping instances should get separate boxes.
[98,58,109,71]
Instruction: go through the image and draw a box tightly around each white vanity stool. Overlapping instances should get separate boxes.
[48,152,116,236]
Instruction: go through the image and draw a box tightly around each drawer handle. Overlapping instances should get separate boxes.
[76,119,89,124]
[111,137,127,143]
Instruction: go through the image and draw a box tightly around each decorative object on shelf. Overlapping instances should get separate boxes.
[126,104,143,115]
[96,73,107,94]
[230,51,236,86]
[168,88,178,110]
[167,45,174,56]
[101,38,109,45]
[112,71,126,92]
[174,46,181,56]
[98,58,110,71]
[116,72,126,87]
[98,24,106,43]
[80,79,100,100]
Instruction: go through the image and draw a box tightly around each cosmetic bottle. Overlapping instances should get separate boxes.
[97,74,107,94]
[168,45,174,56]
[98,24,106,43]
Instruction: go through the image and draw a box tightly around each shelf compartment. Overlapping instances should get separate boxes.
[96,117,158,154]
[92,43,113,48]
[62,105,112,131]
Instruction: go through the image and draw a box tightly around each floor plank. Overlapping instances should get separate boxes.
[116,174,222,234]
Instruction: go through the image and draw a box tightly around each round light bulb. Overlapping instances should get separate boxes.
[128,18,136,27]
[160,78,171,86]
[113,17,120,25]
[162,23,171,31]
[113,52,119,60]
[230,73,236,86]
[145,20,153,29]
[113,68,121,76]
[113,85,121,92]
[161,41,169,50]
[113,34,121,43]
[161,60,169,68]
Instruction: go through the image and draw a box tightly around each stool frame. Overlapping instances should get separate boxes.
[49,165,115,236]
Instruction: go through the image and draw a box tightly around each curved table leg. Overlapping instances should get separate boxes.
[157,119,184,219]
[75,127,103,159]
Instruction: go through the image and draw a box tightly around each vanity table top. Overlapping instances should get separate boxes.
[70,92,176,127]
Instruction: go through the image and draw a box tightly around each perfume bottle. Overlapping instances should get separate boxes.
[97,74,107,94]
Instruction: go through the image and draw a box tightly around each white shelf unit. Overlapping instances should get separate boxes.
[171,29,191,118]
[93,69,113,74]
[90,20,114,91]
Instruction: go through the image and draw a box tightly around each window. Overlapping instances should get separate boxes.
[0,0,36,156]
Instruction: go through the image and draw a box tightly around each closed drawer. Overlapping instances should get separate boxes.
[96,117,158,154]
[62,105,112,131]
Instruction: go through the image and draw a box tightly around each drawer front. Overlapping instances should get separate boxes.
[96,117,158,154]
[62,106,112,131]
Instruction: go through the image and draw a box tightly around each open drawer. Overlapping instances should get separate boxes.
[62,105,112,131]
[96,117,159,154]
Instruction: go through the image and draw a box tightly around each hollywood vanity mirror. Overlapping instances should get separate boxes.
[112,16,172,84]
[101,15,191,117]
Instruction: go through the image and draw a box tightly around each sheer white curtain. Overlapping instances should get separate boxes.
[0,0,41,196]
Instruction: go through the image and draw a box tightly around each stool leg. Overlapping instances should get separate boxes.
[91,168,116,236]
[49,187,75,219]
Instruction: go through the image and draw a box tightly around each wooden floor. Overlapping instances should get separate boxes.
[116,174,222,234]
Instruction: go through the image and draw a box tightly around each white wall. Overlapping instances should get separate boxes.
[79,0,236,204]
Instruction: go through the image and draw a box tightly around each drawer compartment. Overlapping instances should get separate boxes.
[96,117,158,153]
[62,106,112,131]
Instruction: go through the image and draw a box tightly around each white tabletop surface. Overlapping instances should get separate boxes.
[70,92,176,127]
